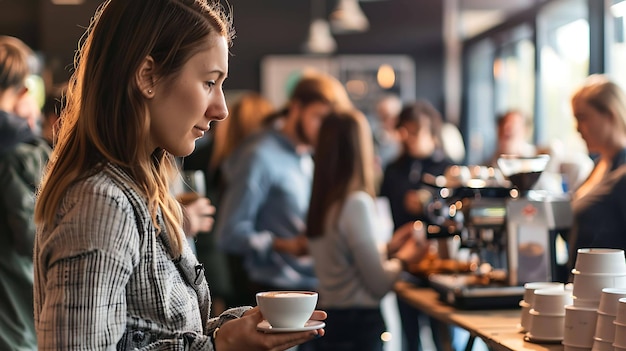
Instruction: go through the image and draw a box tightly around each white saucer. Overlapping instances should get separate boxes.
[256,319,325,333]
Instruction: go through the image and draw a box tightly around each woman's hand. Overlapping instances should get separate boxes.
[394,236,430,266]
[214,307,326,351]
[387,221,415,256]
[177,193,216,237]
[185,197,215,236]
[403,189,432,215]
[272,235,309,256]
[389,221,430,266]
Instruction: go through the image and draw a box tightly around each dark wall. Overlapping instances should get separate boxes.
[0,0,444,105]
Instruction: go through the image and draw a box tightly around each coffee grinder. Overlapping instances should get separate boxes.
[497,155,572,285]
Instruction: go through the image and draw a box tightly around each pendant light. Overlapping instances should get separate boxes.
[302,0,337,54]
[330,0,369,34]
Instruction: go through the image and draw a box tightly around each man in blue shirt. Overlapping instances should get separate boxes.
[216,72,351,300]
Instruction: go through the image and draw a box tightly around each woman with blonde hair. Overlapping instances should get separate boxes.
[306,109,428,351]
[567,74,626,266]
[33,0,325,349]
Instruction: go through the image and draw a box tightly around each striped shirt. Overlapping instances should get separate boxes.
[34,163,249,350]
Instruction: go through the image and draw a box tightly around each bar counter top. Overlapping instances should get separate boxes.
[394,280,564,351]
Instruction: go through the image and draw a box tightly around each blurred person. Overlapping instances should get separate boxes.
[215,72,352,305]
[488,110,536,167]
[567,74,626,267]
[14,87,43,133]
[182,91,275,313]
[41,86,66,147]
[0,35,51,351]
[33,0,325,349]
[306,109,429,351]
[176,191,216,242]
[380,100,454,351]
[372,93,403,171]
[489,109,593,194]
[441,122,465,164]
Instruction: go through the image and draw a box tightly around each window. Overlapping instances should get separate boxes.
[536,0,589,154]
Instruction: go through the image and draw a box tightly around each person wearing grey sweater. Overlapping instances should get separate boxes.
[306,110,428,351]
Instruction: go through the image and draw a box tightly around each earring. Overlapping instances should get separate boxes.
[148,89,153,94]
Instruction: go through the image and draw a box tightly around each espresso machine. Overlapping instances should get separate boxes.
[423,156,573,309]
[498,155,572,286]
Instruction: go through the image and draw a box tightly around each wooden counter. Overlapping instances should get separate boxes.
[394,280,564,351]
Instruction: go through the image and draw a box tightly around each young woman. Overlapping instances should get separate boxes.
[306,109,428,351]
[33,0,325,350]
[568,75,626,266]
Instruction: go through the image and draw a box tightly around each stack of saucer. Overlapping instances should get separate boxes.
[564,249,626,351]
[519,282,564,333]
[525,288,573,343]
[591,288,626,351]
[614,298,626,351]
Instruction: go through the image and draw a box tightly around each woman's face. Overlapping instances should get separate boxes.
[573,99,614,154]
[294,101,332,148]
[147,35,229,157]
[400,120,436,158]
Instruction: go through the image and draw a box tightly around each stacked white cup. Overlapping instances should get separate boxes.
[525,288,573,342]
[592,288,626,351]
[614,298,626,351]
[519,282,564,333]
[564,248,626,351]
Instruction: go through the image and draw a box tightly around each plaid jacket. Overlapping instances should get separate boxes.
[34,163,249,350]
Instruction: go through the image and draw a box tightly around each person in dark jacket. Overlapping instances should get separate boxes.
[380,100,453,351]
[0,35,51,351]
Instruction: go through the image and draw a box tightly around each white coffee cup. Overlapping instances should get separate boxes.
[598,288,626,315]
[592,338,614,351]
[527,311,565,340]
[594,311,617,342]
[572,271,626,302]
[523,282,564,305]
[613,322,626,348]
[563,304,599,347]
[256,291,318,328]
[532,288,572,315]
[574,248,626,275]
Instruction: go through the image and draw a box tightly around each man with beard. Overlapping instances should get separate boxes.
[215,72,351,303]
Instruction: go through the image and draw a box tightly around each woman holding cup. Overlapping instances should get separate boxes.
[306,109,429,351]
[33,0,325,349]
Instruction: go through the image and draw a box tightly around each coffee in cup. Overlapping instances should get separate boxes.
[256,291,318,328]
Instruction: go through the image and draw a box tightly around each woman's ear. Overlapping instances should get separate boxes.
[136,56,156,99]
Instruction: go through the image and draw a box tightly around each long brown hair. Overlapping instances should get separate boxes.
[306,109,376,238]
[210,92,274,170]
[35,0,234,257]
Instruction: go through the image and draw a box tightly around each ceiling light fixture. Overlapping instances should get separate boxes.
[303,19,337,54]
[330,0,369,34]
[303,0,337,54]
